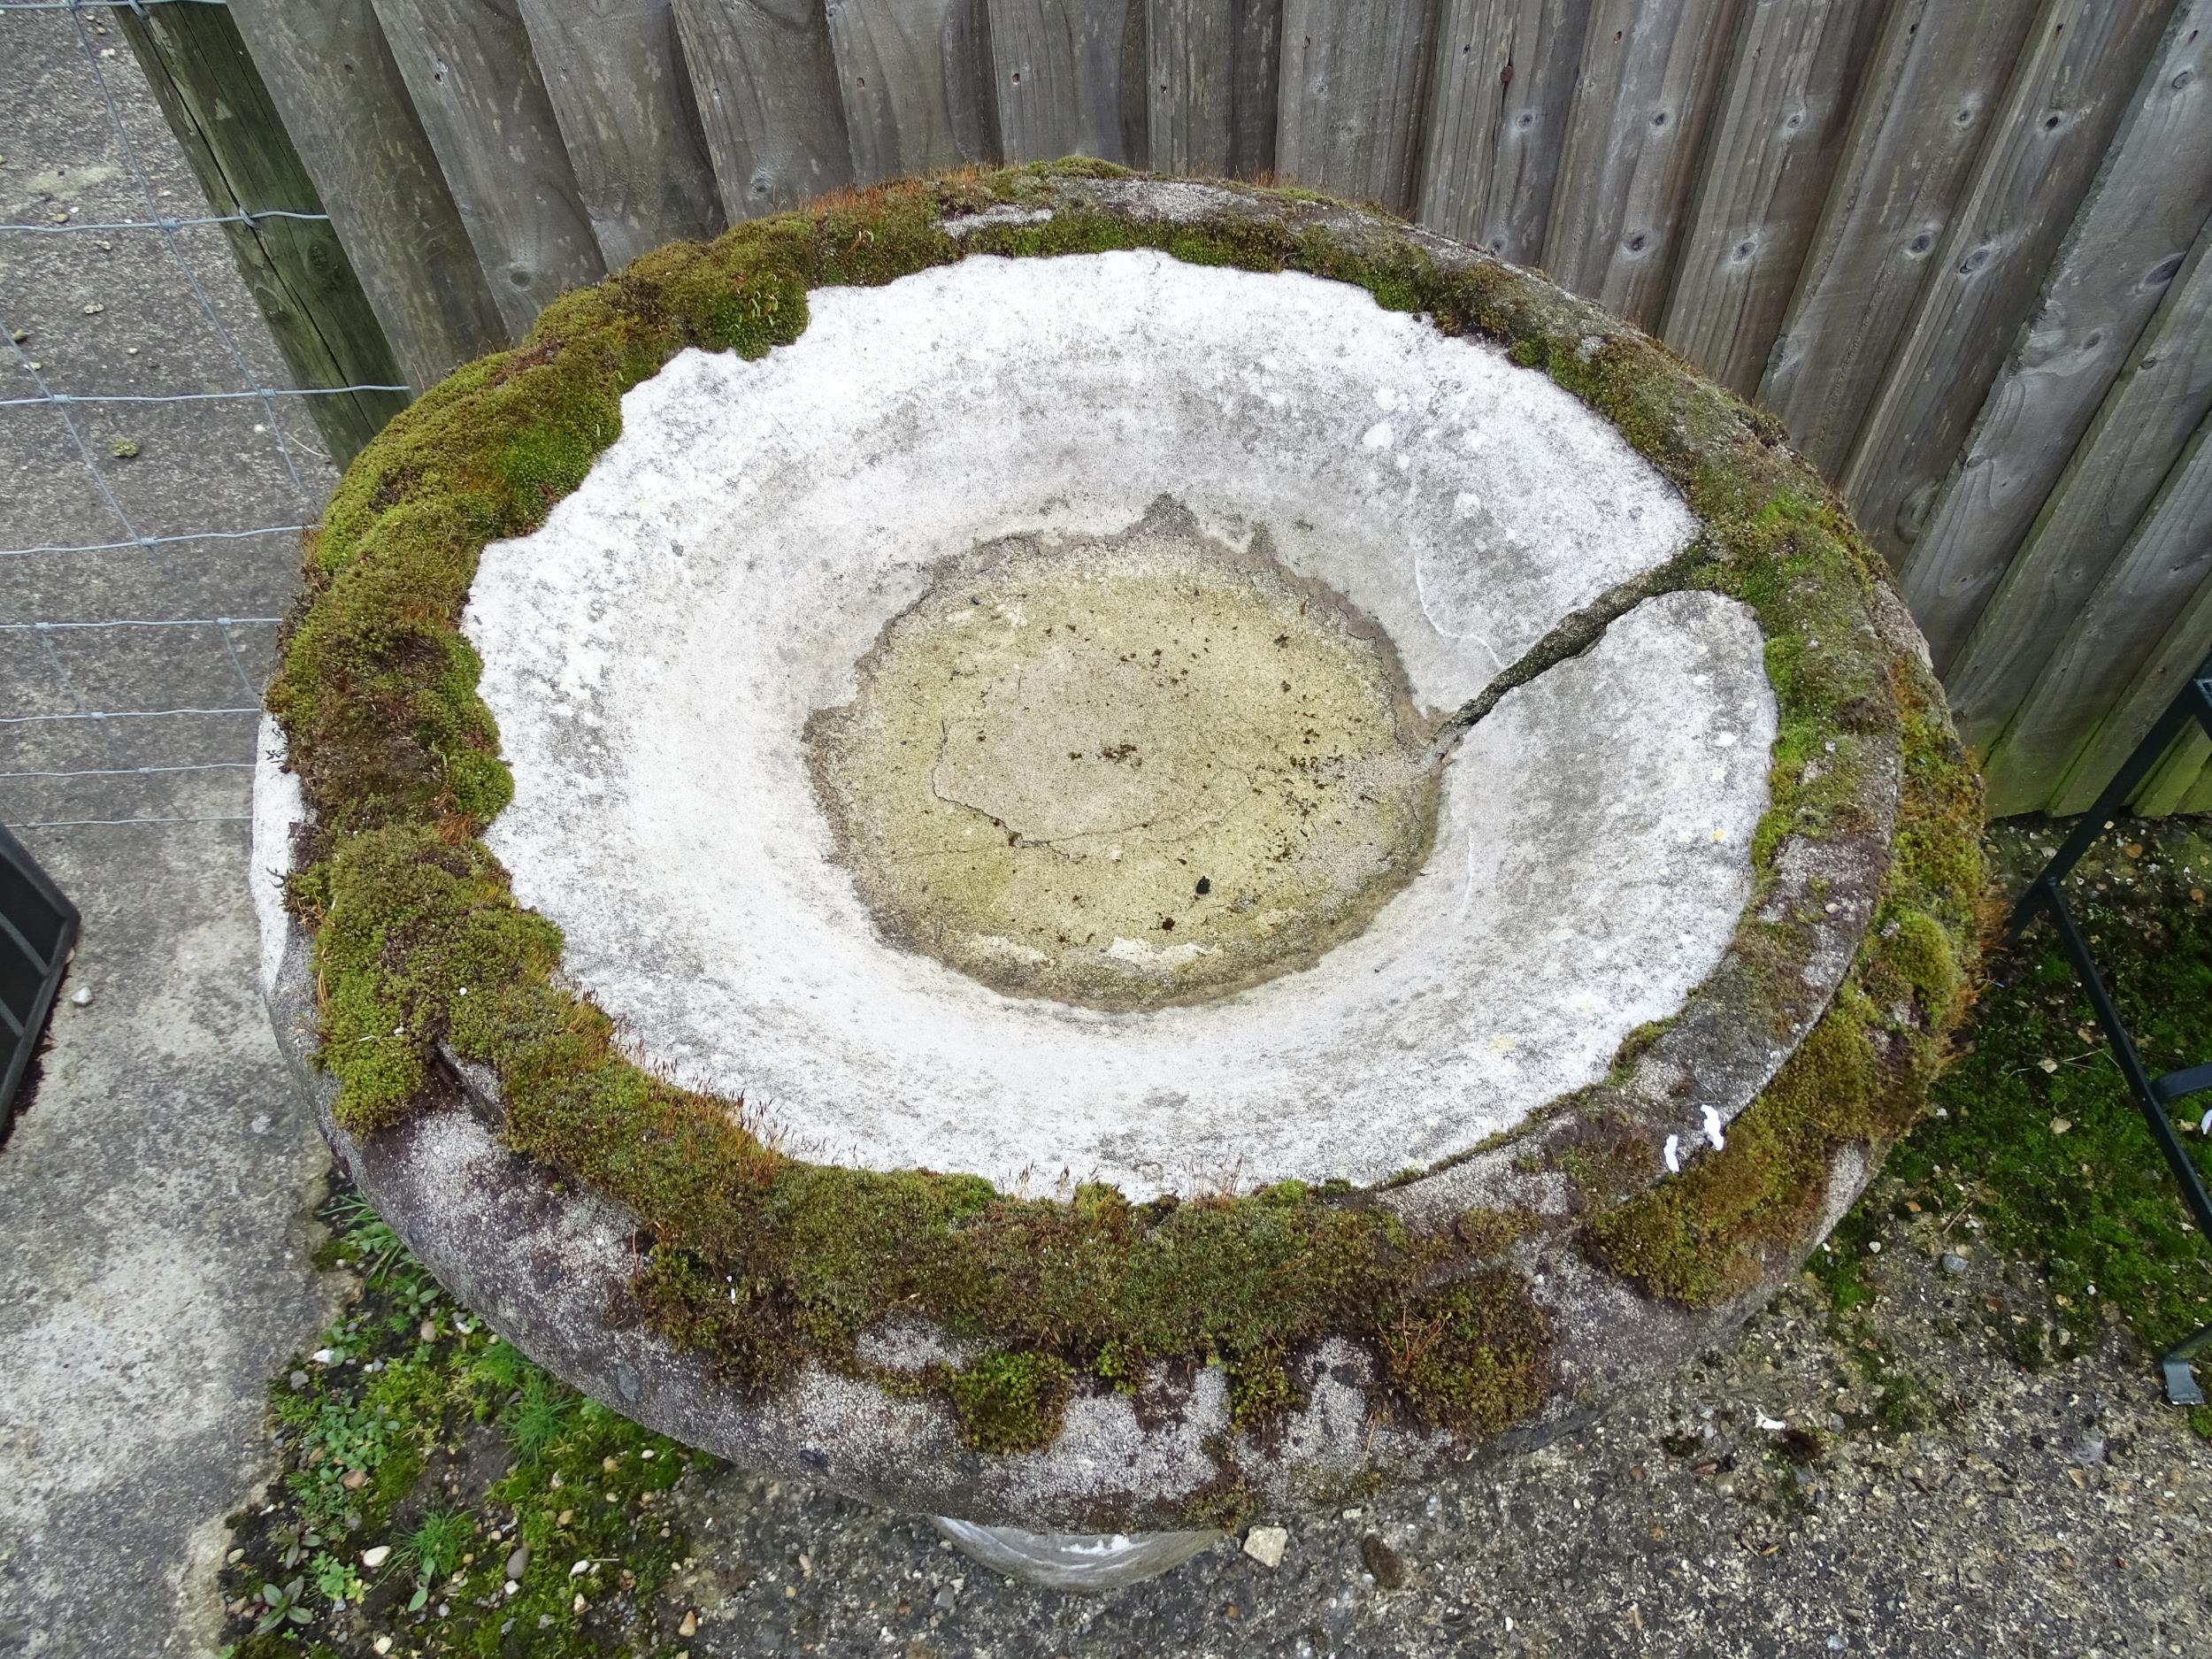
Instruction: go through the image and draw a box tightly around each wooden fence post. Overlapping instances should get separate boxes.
[116,1,410,465]
[1416,0,1591,265]
[516,0,726,268]
[1658,0,1886,396]
[1542,0,1747,330]
[1757,0,2042,476]
[986,0,1149,165]
[224,0,508,391]
[672,0,856,219]
[1987,412,2212,815]
[1148,0,1279,178]
[828,0,1002,183]
[1900,0,2212,667]
[2035,433,2212,815]
[368,0,608,337]
[1839,0,2175,566]
[1276,0,1438,211]
[1946,231,2212,758]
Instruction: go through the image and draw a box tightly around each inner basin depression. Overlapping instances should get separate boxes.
[460,248,1773,1201]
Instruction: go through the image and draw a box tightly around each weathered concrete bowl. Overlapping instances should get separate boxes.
[255,168,1981,1567]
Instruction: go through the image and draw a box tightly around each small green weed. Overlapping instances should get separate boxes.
[219,1180,703,1656]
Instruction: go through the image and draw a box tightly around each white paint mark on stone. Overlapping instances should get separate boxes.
[1701,1103,1726,1150]
[1663,1134,1683,1175]
[250,714,303,995]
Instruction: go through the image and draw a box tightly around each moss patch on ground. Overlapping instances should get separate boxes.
[1875,818,2212,1369]
[219,1183,698,1658]
[268,165,1981,1472]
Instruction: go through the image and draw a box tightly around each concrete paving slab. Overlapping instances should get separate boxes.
[0,12,340,1656]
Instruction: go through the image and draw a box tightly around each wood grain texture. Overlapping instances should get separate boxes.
[1147,0,1280,176]
[1899,1,2212,664]
[1658,0,1886,396]
[119,1,411,463]
[1757,0,2042,476]
[987,0,1148,165]
[1988,412,2212,815]
[2184,752,2212,814]
[673,0,856,219]
[369,0,606,337]
[1276,0,1438,211]
[2133,722,2209,815]
[2046,460,2212,818]
[1415,0,1590,261]
[832,0,1000,181]
[224,0,506,384]
[517,0,725,268]
[1841,0,2175,565]
[1541,0,1748,329]
[1946,232,2212,757]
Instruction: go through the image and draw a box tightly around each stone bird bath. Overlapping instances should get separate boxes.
[256,169,1980,1588]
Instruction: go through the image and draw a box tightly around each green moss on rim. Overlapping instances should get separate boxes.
[271,166,1983,1500]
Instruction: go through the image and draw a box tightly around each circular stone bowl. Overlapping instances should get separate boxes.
[255,168,1983,1566]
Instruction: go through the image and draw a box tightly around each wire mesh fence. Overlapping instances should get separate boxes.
[0,0,396,838]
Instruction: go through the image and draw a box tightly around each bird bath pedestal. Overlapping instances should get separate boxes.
[256,171,1980,1589]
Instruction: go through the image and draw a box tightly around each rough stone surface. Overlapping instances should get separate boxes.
[465,249,1740,1197]
[653,1244,2212,1656]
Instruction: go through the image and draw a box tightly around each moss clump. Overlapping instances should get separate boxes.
[273,165,1982,1475]
[1377,1272,1552,1433]
[947,1351,1075,1453]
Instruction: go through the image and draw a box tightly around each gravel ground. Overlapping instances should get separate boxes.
[651,1240,2208,1659]
[0,13,338,1658]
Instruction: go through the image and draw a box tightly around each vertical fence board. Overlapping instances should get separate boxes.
[1415,0,1589,261]
[119,2,411,464]
[2134,724,2210,815]
[1758,0,2041,476]
[1988,412,2212,815]
[369,0,606,338]
[673,0,856,219]
[1542,0,1747,329]
[1148,0,1279,175]
[1898,1,2212,664]
[2048,490,2212,817]
[1841,0,2175,566]
[987,0,1148,165]
[832,0,1000,181]
[1946,232,2212,757]
[1276,0,1437,210]
[225,0,506,385]
[1659,0,1886,396]
[2183,757,2212,814]
[516,0,726,269]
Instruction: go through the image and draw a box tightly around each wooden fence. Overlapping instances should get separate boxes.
[134,0,2212,818]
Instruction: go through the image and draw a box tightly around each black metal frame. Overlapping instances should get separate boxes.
[0,821,79,1142]
[2007,649,2212,1407]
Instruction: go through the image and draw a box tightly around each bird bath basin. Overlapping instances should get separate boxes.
[256,171,1979,1589]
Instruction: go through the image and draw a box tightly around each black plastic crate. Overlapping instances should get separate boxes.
[0,823,79,1139]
